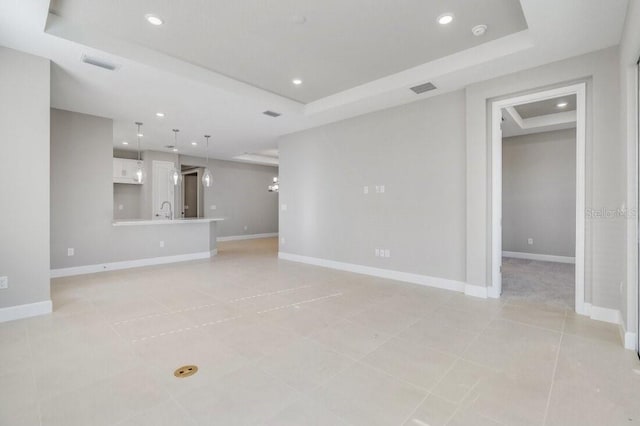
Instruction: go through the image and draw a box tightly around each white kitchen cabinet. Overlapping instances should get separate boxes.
[113,158,144,184]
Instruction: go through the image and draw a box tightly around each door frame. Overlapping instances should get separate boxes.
[181,169,200,218]
[489,82,587,314]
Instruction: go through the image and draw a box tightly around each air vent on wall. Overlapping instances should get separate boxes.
[410,82,437,94]
[263,110,281,118]
[81,54,118,71]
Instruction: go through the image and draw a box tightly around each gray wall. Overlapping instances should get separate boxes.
[51,109,215,270]
[278,90,466,282]
[113,184,142,220]
[0,47,51,309]
[179,155,279,238]
[466,46,623,311]
[502,129,576,257]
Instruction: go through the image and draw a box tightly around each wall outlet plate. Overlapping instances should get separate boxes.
[0,276,7,289]
[527,238,533,245]
[210,205,217,210]
[67,248,74,256]
[159,241,165,248]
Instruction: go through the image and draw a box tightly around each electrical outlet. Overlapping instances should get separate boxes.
[159,241,164,248]
[363,186,369,194]
[527,238,533,245]
[0,276,7,289]
[281,204,287,211]
[67,248,74,256]
[244,225,248,231]
[380,185,385,193]
[375,248,380,257]
[118,204,124,211]
[210,205,217,210]
[384,249,390,258]
[280,237,286,245]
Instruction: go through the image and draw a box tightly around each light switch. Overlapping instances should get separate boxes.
[364,186,369,194]
[67,248,74,256]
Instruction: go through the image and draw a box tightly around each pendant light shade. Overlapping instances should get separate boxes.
[134,122,146,184]
[171,129,182,186]
[202,135,213,188]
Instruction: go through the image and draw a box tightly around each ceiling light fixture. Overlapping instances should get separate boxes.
[557,102,568,108]
[122,141,128,145]
[202,135,213,188]
[134,122,145,184]
[191,141,197,146]
[145,14,163,26]
[171,129,182,186]
[437,13,454,25]
[292,78,302,85]
[156,112,165,117]
[137,132,143,137]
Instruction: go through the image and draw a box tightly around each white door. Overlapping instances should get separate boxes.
[152,160,175,219]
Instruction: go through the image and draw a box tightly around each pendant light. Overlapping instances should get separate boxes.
[134,122,145,184]
[202,135,213,188]
[268,176,279,192]
[171,129,182,186]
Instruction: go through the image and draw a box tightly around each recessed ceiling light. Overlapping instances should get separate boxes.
[292,78,303,85]
[438,13,454,25]
[191,141,197,146]
[173,148,178,152]
[156,112,165,117]
[145,14,163,26]
[122,141,128,145]
[557,102,568,108]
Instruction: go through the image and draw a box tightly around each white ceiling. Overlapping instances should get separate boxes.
[514,96,577,119]
[502,95,577,138]
[48,0,527,103]
[0,0,629,163]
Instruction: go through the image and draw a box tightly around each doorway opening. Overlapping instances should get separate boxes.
[490,83,586,314]
[181,166,204,218]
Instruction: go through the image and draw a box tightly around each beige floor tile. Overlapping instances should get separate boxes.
[0,370,39,426]
[256,338,354,392]
[348,304,421,335]
[403,394,458,426]
[497,303,566,331]
[310,362,427,426]
[396,318,478,356]
[309,319,394,359]
[563,312,622,345]
[362,337,458,390]
[262,396,352,426]
[462,319,561,386]
[117,399,196,426]
[39,369,168,426]
[430,359,499,404]
[175,365,302,425]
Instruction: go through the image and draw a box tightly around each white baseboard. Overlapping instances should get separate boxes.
[51,250,216,278]
[0,300,52,323]
[217,233,278,242]
[502,251,575,264]
[278,252,488,297]
[618,317,637,351]
[581,303,622,324]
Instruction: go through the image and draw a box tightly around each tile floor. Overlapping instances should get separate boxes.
[1,238,639,425]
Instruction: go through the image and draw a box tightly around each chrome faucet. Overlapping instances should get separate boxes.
[160,201,173,220]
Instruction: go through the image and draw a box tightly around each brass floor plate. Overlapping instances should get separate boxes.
[174,365,198,378]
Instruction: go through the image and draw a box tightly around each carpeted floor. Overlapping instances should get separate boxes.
[502,257,575,310]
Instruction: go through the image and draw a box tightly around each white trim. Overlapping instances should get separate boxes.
[620,318,638,351]
[50,250,216,278]
[464,284,488,299]
[0,300,52,323]
[502,251,575,264]
[217,233,278,242]
[490,83,586,316]
[277,252,487,297]
[582,303,622,324]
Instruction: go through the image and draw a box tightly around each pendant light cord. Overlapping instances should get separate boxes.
[135,122,143,161]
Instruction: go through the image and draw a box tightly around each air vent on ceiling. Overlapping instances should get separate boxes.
[164,145,175,149]
[263,110,281,118]
[410,82,437,94]
[81,54,118,71]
